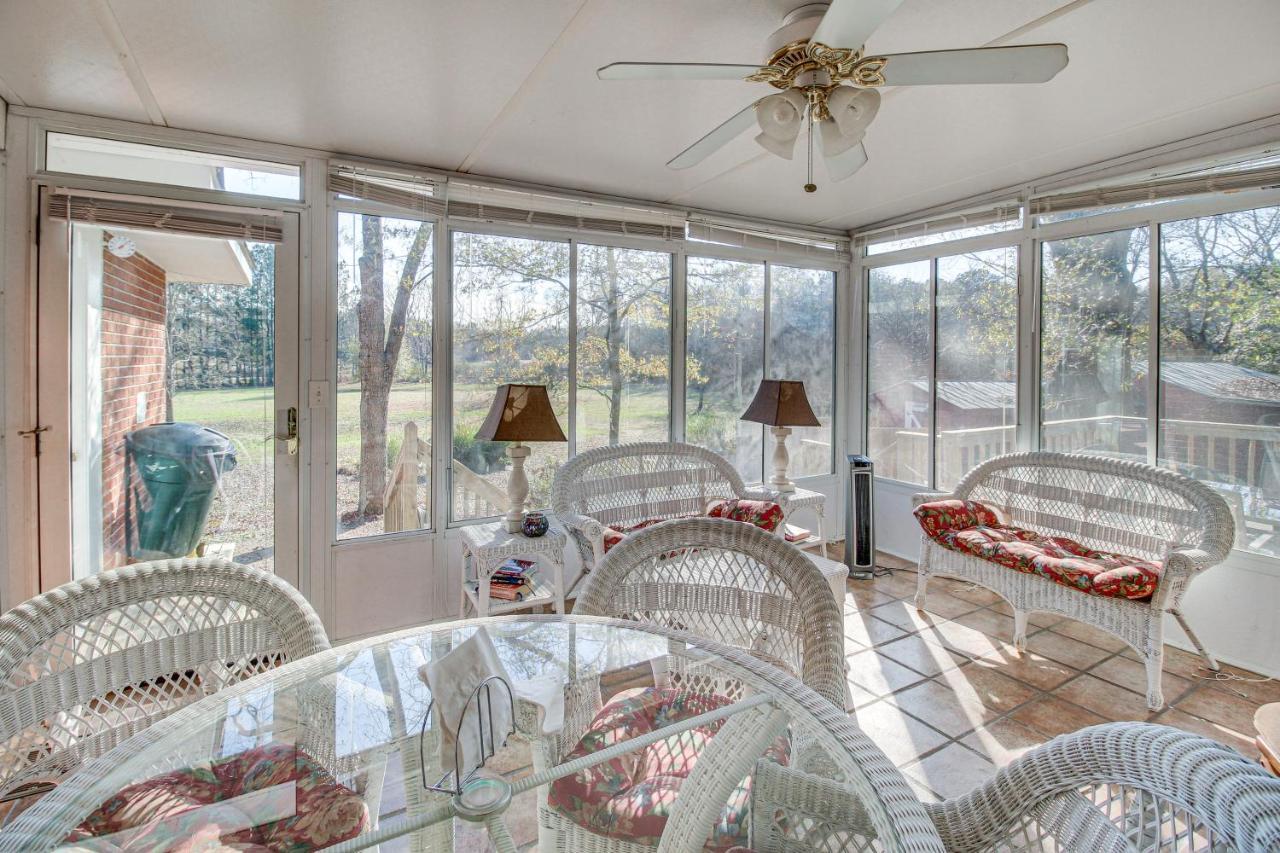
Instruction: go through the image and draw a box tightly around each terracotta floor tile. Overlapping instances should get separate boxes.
[890,678,1002,738]
[874,552,917,571]
[934,664,1039,714]
[878,634,969,677]
[871,599,950,634]
[846,649,930,697]
[1024,630,1114,670]
[903,742,997,799]
[1152,706,1254,755]
[969,646,1077,691]
[918,619,1016,661]
[961,719,1048,767]
[843,584,898,612]
[852,699,950,766]
[1046,620,1130,653]
[845,614,910,649]
[873,570,922,600]
[846,680,882,709]
[1121,644,1215,680]
[1007,695,1108,739]
[1198,668,1280,706]
[1053,674,1160,722]
[1173,684,1262,734]
[985,599,1014,616]
[1027,611,1066,629]
[1090,655,1193,701]
[950,607,1017,640]
[942,581,1002,607]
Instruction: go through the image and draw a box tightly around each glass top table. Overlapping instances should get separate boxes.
[1,615,941,852]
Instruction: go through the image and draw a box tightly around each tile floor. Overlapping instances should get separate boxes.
[843,551,1276,801]
[456,548,1277,848]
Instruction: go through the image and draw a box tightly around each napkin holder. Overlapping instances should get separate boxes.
[419,674,516,796]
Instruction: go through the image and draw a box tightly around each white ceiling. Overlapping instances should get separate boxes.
[2,0,1278,231]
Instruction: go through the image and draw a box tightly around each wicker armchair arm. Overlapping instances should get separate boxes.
[1163,545,1224,579]
[923,723,1280,852]
[560,512,605,540]
[739,487,777,502]
[911,491,950,508]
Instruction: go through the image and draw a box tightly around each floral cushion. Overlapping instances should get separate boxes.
[705,499,784,533]
[66,742,368,851]
[547,687,789,851]
[602,518,666,554]
[912,499,1001,537]
[914,505,1162,601]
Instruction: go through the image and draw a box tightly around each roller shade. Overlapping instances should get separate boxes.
[47,194,283,243]
[1030,163,1280,216]
[328,165,445,215]
[854,202,1022,249]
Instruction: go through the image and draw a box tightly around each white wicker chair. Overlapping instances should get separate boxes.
[533,518,847,852]
[752,722,1280,851]
[0,557,329,817]
[551,441,849,608]
[914,451,1235,710]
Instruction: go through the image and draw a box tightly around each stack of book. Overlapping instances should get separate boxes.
[783,524,812,544]
[487,557,539,601]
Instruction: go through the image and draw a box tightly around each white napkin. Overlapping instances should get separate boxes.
[417,629,566,782]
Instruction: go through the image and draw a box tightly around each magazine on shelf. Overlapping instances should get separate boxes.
[783,524,812,543]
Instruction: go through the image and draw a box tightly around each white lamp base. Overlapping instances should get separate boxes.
[769,426,795,493]
[505,443,530,533]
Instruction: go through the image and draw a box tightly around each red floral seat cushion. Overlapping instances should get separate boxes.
[914,500,1162,601]
[65,742,368,850]
[705,499,784,533]
[547,687,789,851]
[602,518,666,554]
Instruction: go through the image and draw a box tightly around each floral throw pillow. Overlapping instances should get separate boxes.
[913,499,1001,538]
[705,499,784,533]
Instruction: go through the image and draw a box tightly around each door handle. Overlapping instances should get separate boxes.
[276,407,299,455]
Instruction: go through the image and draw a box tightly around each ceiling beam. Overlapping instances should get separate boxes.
[88,0,167,126]
[456,0,598,174]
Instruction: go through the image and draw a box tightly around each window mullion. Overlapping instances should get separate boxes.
[671,251,686,442]
[1147,221,1160,468]
[568,239,578,458]
[928,257,939,490]
[762,261,772,481]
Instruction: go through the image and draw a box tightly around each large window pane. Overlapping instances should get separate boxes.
[1040,228,1149,457]
[335,212,433,540]
[935,248,1018,489]
[769,266,835,478]
[575,245,672,450]
[1159,206,1280,556]
[452,233,570,521]
[686,257,765,482]
[867,261,931,485]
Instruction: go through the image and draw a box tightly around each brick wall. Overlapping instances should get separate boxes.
[100,236,168,569]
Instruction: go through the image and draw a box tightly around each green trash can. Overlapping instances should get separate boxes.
[125,422,237,560]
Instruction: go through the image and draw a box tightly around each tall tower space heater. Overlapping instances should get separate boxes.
[845,454,886,579]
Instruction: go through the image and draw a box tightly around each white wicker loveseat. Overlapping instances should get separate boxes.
[551,441,849,608]
[914,451,1235,710]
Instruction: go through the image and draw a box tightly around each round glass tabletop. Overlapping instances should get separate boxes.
[0,615,941,852]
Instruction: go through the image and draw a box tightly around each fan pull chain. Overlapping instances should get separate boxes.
[804,106,817,193]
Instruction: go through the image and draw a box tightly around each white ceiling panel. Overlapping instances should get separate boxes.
[102,0,583,167]
[0,0,151,122]
[1,0,1277,231]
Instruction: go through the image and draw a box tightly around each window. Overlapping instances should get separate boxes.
[46,133,301,199]
[1158,206,1280,557]
[1040,227,1149,456]
[685,258,766,482]
[335,212,434,540]
[935,248,1018,490]
[867,261,931,485]
[451,232,570,522]
[769,266,836,478]
[575,245,672,450]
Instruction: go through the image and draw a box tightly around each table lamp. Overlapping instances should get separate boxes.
[475,384,567,532]
[741,379,820,493]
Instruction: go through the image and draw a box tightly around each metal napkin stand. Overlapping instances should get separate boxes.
[419,674,517,806]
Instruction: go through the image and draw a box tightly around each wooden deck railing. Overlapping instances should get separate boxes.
[383,422,508,533]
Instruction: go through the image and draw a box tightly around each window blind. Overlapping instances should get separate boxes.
[327,165,445,215]
[47,194,284,243]
[687,218,850,263]
[854,202,1022,249]
[1029,163,1280,216]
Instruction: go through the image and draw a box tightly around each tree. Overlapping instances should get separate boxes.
[354,215,432,517]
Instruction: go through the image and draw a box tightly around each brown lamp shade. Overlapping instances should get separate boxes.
[741,379,820,427]
[475,384,567,443]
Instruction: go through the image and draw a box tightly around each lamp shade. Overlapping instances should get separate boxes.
[741,379,820,427]
[475,384,567,443]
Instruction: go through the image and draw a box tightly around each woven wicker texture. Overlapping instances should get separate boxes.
[0,557,328,809]
[551,441,773,571]
[575,517,846,709]
[915,452,1236,710]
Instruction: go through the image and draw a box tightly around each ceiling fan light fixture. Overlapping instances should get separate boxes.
[825,85,880,138]
[818,117,861,157]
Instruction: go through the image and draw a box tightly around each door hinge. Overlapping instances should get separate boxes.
[18,425,51,457]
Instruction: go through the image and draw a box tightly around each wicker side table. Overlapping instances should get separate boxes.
[459,517,567,617]
[763,486,828,557]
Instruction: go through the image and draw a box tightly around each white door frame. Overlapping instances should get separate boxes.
[33,188,303,591]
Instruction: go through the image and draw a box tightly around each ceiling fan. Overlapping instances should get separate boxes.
[597,0,1068,192]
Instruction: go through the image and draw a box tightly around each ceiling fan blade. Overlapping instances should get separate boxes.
[821,136,868,182]
[667,101,761,169]
[597,62,760,80]
[875,44,1069,85]
[810,0,904,51]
